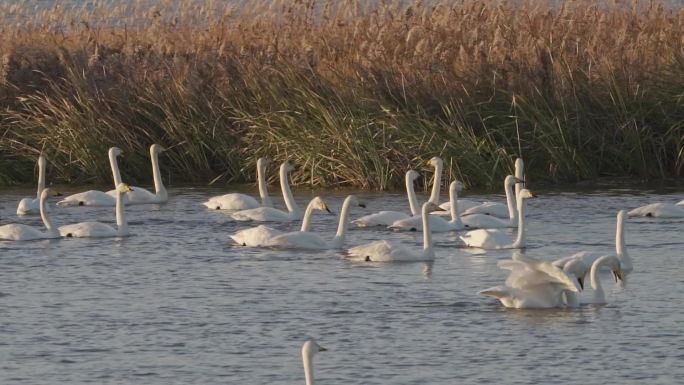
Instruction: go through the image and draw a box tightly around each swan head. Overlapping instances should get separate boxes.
[427,156,443,168]
[518,189,535,199]
[423,202,445,213]
[449,180,464,193]
[505,175,525,186]
[109,147,123,157]
[563,259,586,290]
[302,340,327,358]
[406,169,420,181]
[117,183,134,193]
[40,188,63,199]
[150,144,165,154]
[311,197,332,213]
[281,161,295,173]
[515,157,524,171]
[256,157,269,168]
[346,195,367,209]
[38,154,47,168]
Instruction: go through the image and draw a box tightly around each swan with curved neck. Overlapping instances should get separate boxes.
[56,147,122,207]
[229,161,301,222]
[479,254,581,309]
[347,202,443,262]
[203,157,272,210]
[265,195,366,249]
[554,210,632,290]
[2,188,61,240]
[230,196,332,247]
[302,340,326,385]
[352,170,420,227]
[58,183,133,238]
[459,189,535,249]
[588,255,623,304]
[389,181,465,232]
[17,154,47,215]
[107,144,168,204]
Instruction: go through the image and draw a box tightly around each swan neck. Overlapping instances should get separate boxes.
[116,189,128,235]
[303,353,314,385]
[514,159,524,197]
[150,147,166,198]
[449,185,461,226]
[406,174,419,216]
[428,162,443,204]
[280,166,298,215]
[300,199,317,232]
[257,161,272,207]
[37,156,46,200]
[513,196,526,248]
[504,179,517,221]
[616,213,625,257]
[109,150,123,188]
[590,255,615,303]
[39,191,55,233]
[332,197,353,247]
[422,204,434,258]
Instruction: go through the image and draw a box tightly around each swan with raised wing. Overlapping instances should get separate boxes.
[203,157,272,210]
[1,189,61,241]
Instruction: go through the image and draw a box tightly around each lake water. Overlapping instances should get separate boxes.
[1,185,683,384]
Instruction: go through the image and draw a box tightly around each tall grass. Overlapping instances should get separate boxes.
[0,0,682,190]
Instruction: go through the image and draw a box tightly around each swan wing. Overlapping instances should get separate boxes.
[59,222,117,238]
[229,207,291,222]
[352,211,409,227]
[438,199,480,215]
[230,225,283,247]
[57,190,116,207]
[0,224,45,241]
[389,215,454,233]
[460,229,512,249]
[462,202,509,218]
[203,193,259,210]
[461,214,513,229]
[265,232,328,250]
[510,255,581,293]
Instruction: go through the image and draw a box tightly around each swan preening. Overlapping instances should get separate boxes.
[230,196,332,247]
[302,340,326,385]
[204,157,272,210]
[17,154,47,215]
[58,183,134,238]
[2,188,62,241]
[347,202,444,262]
[459,189,535,249]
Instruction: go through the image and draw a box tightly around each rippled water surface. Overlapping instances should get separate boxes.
[1,185,683,384]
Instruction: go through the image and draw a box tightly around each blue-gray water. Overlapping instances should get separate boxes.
[1,186,683,384]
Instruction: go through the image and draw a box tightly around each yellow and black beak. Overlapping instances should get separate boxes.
[577,276,584,290]
[323,203,332,214]
[613,270,623,283]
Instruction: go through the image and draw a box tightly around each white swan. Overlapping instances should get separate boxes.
[426,156,443,204]
[56,147,122,207]
[461,167,523,220]
[230,196,331,247]
[514,157,525,198]
[106,144,167,204]
[553,210,632,289]
[228,162,300,222]
[459,175,523,229]
[459,189,535,249]
[479,254,581,309]
[347,202,443,262]
[58,183,133,238]
[389,181,465,232]
[302,340,326,385]
[352,170,420,227]
[1,188,61,241]
[17,154,47,215]
[265,195,365,250]
[627,202,684,218]
[203,157,272,210]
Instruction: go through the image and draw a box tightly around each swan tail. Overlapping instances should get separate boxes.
[479,286,511,299]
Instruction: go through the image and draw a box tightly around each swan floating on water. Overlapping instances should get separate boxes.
[106,144,168,204]
[479,254,581,309]
[352,170,420,227]
[265,195,365,250]
[459,189,535,249]
[229,161,301,222]
[203,157,272,210]
[627,202,684,218]
[230,196,332,247]
[347,202,444,262]
[56,147,122,207]
[2,188,61,241]
[389,180,465,232]
[302,340,326,385]
[58,183,134,238]
[17,154,47,216]
[460,157,525,218]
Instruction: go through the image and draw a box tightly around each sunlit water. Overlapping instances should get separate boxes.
[1,185,683,384]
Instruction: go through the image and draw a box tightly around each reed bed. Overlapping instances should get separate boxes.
[1,0,683,190]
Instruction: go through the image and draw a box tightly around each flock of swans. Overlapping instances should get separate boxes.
[2,144,681,308]
[2,144,683,383]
